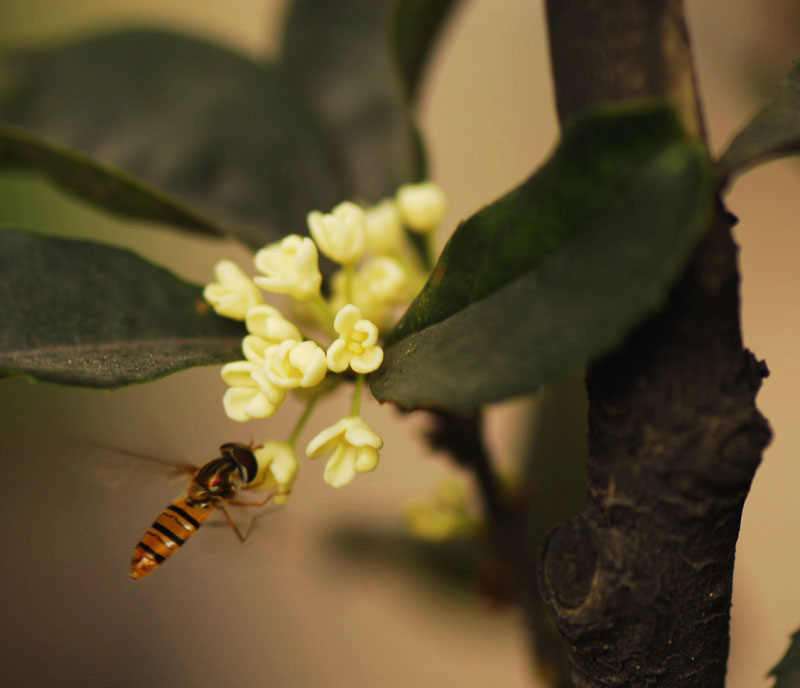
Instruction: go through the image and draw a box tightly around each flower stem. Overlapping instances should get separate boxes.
[287,387,325,447]
[350,374,365,417]
[424,231,439,269]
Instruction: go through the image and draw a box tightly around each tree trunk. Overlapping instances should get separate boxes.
[537,2,771,686]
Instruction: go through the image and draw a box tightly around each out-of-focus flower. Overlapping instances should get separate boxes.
[220,361,286,421]
[203,260,263,320]
[307,201,366,265]
[396,181,447,233]
[404,477,479,541]
[326,305,383,374]
[254,235,322,301]
[251,441,299,505]
[364,199,404,255]
[330,257,408,331]
[306,416,383,488]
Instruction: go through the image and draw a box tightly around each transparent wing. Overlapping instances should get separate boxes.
[71,440,198,492]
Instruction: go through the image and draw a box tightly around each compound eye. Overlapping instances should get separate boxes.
[228,446,258,483]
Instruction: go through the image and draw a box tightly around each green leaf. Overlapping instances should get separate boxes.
[391,0,463,102]
[370,104,713,411]
[0,28,343,247]
[0,124,221,236]
[281,0,426,203]
[0,229,245,387]
[770,628,800,688]
[717,60,800,181]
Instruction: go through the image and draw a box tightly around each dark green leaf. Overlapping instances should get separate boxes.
[281,0,425,203]
[0,28,343,247]
[0,229,244,387]
[770,628,800,688]
[392,0,464,102]
[387,105,689,344]
[0,124,221,236]
[370,104,713,411]
[717,60,800,181]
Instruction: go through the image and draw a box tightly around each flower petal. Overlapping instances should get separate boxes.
[354,319,379,348]
[221,361,258,387]
[350,346,384,374]
[354,446,380,473]
[204,260,262,320]
[249,368,287,405]
[242,335,269,364]
[326,338,350,372]
[324,446,357,488]
[333,304,362,335]
[223,387,259,422]
[344,421,383,449]
[306,419,349,458]
[242,391,274,419]
[288,341,327,387]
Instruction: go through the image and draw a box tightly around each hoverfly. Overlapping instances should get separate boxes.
[130,442,271,580]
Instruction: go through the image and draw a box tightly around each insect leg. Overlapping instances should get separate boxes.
[219,504,247,542]
[227,493,274,508]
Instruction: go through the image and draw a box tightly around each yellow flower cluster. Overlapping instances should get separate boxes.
[203,181,447,497]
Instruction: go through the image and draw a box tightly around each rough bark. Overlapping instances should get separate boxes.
[538,2,771,686]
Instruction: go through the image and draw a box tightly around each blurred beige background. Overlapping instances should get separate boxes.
[0,1,798,686]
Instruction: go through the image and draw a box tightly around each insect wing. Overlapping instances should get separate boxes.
[74,441,199,491]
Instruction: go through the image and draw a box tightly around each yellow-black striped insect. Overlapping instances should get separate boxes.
[130,442,269,580]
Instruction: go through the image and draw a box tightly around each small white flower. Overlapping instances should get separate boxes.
[326,305,383,374]
[242,305,302,364]
[396,181,447,233]
[307,201,366,265]
[254,235,322,301]
[365,199,404,255]
[306,416,383,488]
[203,260,263,320]
[220,361,286,422]
[251,441,299,505]
[265,339,327,389]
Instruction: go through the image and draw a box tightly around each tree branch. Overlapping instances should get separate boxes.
[545,0,705,138]
[539,2,771,686]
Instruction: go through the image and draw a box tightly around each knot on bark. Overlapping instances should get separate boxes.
[541,518,598,610]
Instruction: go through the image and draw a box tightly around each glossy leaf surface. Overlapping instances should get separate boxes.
[717,60,800,181]
[0,29,343,247]
[0,229,244,387]
[371,105,713,411]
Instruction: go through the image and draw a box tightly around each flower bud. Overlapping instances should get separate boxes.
[307,201,366,265]
[254,235,322,301]
[396,181,447,233]
[203,260,262,320]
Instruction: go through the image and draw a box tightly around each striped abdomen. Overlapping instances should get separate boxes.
[130,498,213,580]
